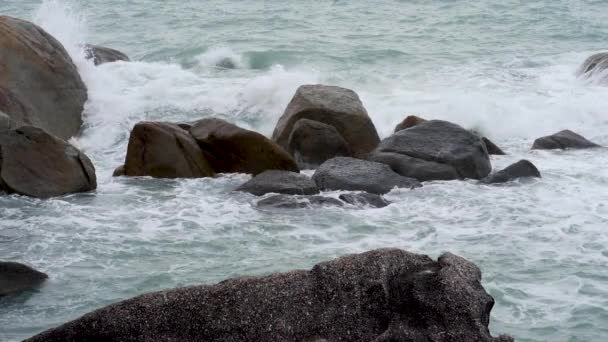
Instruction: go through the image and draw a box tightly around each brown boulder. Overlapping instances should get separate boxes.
[190,118,298,175]
[272,85,380,158]
[0,16,87,140]
[394,115,427,132]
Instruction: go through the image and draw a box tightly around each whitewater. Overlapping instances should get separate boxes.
[1,0,608,341]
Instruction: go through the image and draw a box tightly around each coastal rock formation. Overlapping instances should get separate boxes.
[312,157,421,194]
[25,248,512,342]
[0,262,48,296]
[84,44,130,65]
[190,118,298,175]
[394,115,427,132]
[272,85,380,158]
[339,192,390,208]
[0,126,97,198]
[236,170,319,196]
[369,120,491,181]
[577,52,608,83]
[288,119,352,169]
[119,122,214,178]
[481,160,541,184]
[257,194,344,209]
[532,130,601,150]
[0,16,87,140]
[482,137,506,155]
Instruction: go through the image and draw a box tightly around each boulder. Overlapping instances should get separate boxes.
[288,119,352,169]
[84,44,130,66]
[394,115,427,132]
[236,170,319,196]
[481,159,541,184]
[25,248,512,342]
[482,137,506,155]
[272,85,380,158]
[190,118,298,175]
[0,126,97,198]
[120,122,214,178]
[577,52,608,82]
[312,157,421,194]
[339,192,390,208]
[0,16,87,140]
[369,120,491,181]
[257,194,343,209]
[532,130,601,150]
[0,111,14,130]
[0,261,48,296]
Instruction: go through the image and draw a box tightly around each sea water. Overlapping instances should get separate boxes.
[1,1,607,341]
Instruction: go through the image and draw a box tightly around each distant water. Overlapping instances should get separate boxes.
[1,1,608,341]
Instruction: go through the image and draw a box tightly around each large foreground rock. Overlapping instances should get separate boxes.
[272,85,380,158]
[0,262,48,296]
[0,126,97,198]
[481,160,541,184]
[0,16,87,140]
[312,157,421,194]
[236,170,319,196]
[84,44,130,65]
[119,122,214,178]
[369,120,491,181]
[26,249,512,342]
[577,52,608,83]
[288,118,352,169]
[532,130,601,150]
[190,118,298,175]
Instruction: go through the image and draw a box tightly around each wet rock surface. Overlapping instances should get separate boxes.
[84,44,130,65]
[236,170,319,196]
[481,159,541,184]
[532,129,601,150]
[0,262,48,296]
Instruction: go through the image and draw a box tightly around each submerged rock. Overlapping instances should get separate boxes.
[312,157,421,194]
[25,248,512,342]
[481,160,541,184]
[532,130,601,150]
[339,192,390,208]
[190,118,298,175]
[0,126,97,198]
[257,194,343,209]
[84,44,130,65]
[236,170,319,196]
[577,52,608,83]
[288,119,352,169]
[272,85,380,158]
[0,262,48,296]
[119,122,214,178]
[0,16,87,140]
[369,120,491,181]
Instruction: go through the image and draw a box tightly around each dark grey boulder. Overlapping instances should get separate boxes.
[0,262,48,296]
[339,192,390,208]
[288,119,352,169]
[272,85,380,158]
[25,248,512,342]
[0,16,87,140]
[481,159,541,184]
[0,126,97,198]
[236,170,319,196]
[369,120,492,181]
[532,130,601,150]
[577,52,608,83]
[0,111,14,130]
[84,44,130,65]
[482,137,506,155]
[312,157,421,194]
[257,194,343,209]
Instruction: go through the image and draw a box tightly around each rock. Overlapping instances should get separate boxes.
[481,160,541,184]
[482,137,506,155]
[394,115,427,132]
[369,120,491,181]
[25,248,512,342]
[216,57,236,69]
[121,122,214,178]
[112,165,126,177]
[272,85,380,158]
[288,119,352,169]
[339,193,390,208]
[0,16,87,140]
[257,194,343,209]
[531,129,601,150]
[84,44,130,65]
[0,111,14,130]
[312,157,421,194]
[236,170,319,196]
[189,118,298,175]
[0,126,97,198]
[0,262,48,296]
[577,52,608,82]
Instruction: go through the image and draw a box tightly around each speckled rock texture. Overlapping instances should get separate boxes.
[272,85,380,158]
[84,44,130,65]
[481,159,541,184]
[0,261,47,296]
[25,248,512,342]
[0,16,87,140]
[0,126,97,198]
[236,170,319,196]
[531,129,601,150]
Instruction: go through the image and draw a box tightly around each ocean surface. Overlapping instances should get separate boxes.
[1,0,608,341]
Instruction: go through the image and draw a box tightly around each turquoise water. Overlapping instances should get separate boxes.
[1,1,608,341]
